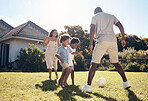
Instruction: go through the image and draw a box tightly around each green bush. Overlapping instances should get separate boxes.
[118,48,148,64]
[101,58,110,67]
[107,64,116,71]
[120,63,128,70]
[74,54,86,71]
[125,62,140,72]
[140,64,148,72]
[108,67,116,71]
[97,66,108,71]
[17,44,47,72]
[57,61,62,71]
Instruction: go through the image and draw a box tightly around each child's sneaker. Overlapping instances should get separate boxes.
[122,81,131,89]
[80,84,91,92]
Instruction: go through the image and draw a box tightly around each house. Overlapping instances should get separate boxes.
[0,19,48,68]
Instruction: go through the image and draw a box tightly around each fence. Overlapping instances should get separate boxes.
[85,58,148,67]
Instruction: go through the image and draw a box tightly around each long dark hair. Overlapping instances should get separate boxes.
[49,29,58,38]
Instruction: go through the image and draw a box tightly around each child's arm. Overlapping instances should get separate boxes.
[56,47,64,63]
[73,57,77,65]
[71,51,83,55]
[55,54,64,63]
[43,37,50,47]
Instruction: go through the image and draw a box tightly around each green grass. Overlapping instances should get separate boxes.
[0,71,148,101]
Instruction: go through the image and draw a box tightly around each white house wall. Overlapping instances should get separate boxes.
[2,38,46,63]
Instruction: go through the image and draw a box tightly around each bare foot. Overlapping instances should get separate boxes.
[63,83,69,87]
[58,79,63,87]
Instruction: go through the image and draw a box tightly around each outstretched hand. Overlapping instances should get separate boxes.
[74,61,77,65]
[78,51,83,54]
[121,40,126,47]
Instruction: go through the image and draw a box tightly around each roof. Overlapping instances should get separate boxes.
[0,20,48,42]
[0,19,13,38]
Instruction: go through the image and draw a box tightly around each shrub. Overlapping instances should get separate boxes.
[108,67,116,71]
[125,62,140,72]
[74,54,86,71]
[17,44,47,72]
[120,63,128,70]
[57,61,62,71]
[119,48,148,64]
[140,64,148,72]
[101,58,110,67]
[97,66,108,71]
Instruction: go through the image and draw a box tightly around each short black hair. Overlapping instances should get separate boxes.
[49,29,58,38]
[70,37,80,44]
[60,34,70,43]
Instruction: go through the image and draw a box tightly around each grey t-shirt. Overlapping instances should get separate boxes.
[91,12,119,43]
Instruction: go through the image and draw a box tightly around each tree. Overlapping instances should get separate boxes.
[116,33,148,51]
[142,38,148,46]
[61,25,94,59]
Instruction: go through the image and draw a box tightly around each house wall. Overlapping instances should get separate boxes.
[2,38,46,63]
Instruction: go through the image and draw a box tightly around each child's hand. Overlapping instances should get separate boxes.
[74,61,77,65]
[78,51,83,54]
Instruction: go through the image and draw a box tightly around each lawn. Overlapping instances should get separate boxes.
[0,71,148,101]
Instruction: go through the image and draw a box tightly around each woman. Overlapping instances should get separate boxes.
[43,29,60,80]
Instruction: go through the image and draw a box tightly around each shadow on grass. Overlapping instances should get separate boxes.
[90,92,117,101]
[35,80,58,91]
[55,85,91,101]
[128,89,142,101]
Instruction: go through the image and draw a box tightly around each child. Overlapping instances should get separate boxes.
[55,34,71,87]
[43,29,60,80]
[69,37,82,85]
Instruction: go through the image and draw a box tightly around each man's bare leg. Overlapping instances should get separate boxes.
[112,63,127,82]
[87,62,98,85]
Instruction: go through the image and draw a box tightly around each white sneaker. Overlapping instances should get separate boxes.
[80,84,91,92]
[122,81,131,89]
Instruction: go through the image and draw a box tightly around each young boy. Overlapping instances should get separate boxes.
[55,34,71,87]
[69,37,82,85]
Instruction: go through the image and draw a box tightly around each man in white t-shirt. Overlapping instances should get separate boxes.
[81,7,131,92]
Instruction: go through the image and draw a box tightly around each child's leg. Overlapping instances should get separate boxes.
[54,69,58,79]
[63,67,71,86]
[71,70,74,85]
[58,69,66,85]
[53,61,58,79]
[48,69,52,80]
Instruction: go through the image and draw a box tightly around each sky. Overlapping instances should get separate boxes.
[0,0,148,38]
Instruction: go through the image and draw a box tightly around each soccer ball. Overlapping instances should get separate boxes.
[97,77,106,87]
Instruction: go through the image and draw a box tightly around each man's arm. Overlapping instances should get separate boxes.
[115,22,126,47]
[89,24,95,53]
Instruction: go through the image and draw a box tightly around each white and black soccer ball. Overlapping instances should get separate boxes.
[97,77,106,87]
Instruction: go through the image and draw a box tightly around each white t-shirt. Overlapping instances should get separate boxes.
[68,46,76,66]
[91,12,119,43]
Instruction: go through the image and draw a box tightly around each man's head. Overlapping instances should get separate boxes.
[70,37,80,49]
[94,7,102,14]
[60,34,71,47]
